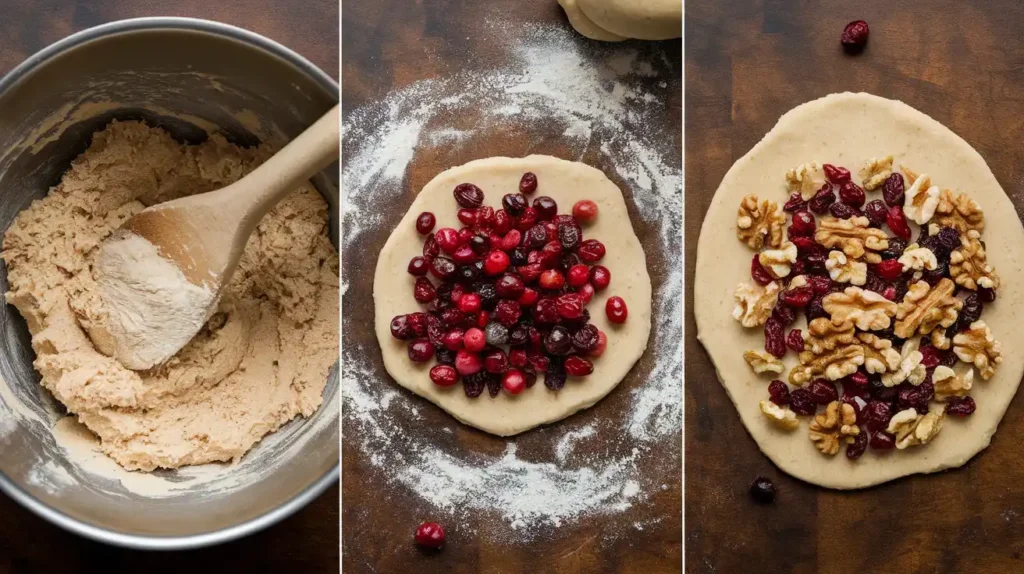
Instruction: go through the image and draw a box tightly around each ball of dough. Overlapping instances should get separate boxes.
[558,0,627,42]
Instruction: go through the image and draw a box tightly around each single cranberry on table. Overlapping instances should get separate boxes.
[408,339,435,362]
[605,296,628,324]
[519,172,538,194]
[572,199,599,223]
[414,521,446,549]
[749,476,775,504]
[841,20,870,54]
[416,212,436,235]
[429,365,459,387]
[763,317,786,358]
[503,369,528,394]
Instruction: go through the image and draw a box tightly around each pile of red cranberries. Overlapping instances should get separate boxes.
[390,172,626,398]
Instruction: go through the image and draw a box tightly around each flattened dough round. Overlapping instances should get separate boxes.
[695,93,1024,489]
[558,0,627,42]
[577,0,681,40]
[374,155,652,436]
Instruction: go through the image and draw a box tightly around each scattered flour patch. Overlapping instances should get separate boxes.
[555,423,597,463]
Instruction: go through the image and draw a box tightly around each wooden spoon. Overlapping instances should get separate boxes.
[90,105,339,370]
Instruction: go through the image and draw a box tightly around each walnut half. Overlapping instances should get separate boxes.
[814,216,889,264]
[950,230,999,291]
[933,189,984,234]
[736,194,785,250]
[786,162,825,200]
[760,400,799,431]
[790,318,864,385]
[933,366,973,401]
[953,320,1002,380]
[894,279,962,339]
[861,156,894,190]
[887,406,945,449]
[744,349,784,375]
[732,281,780,328]
[808,401,859,456]
[823,286,897,331]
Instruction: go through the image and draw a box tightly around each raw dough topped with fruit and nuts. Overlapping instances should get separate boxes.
[695,93,1024,489]
[374,155,652,436]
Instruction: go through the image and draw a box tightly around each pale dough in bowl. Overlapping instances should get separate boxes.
[695,92,1024,489]
[374,155,652,436]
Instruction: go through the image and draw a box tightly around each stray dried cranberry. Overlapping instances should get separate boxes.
[605,296,628,324]
[863,400,892,432]
[823,164,851,184]
[829,201,861,219]
[764,317,786,358]
[841,20,869,53]
[519,172,538,194]
[882,173,905,207]
[783,192,808,213]
[750,255,774,285]
[839,181,866,208]
[979,287,997,303]
[390,315,414,340]
[429,365,459,387]
[845,431,868,460]
[806,295,828,321]
[786,329,804,353]
[572,324,600,353]
[768,380,791,406]
[545,360,567,390]
[789,389,816,415]
[789,210,816,237]
[870,430,896,450]
[808,276,833,295]
[808,379,838,405]
[886,206,911,240]
[565,356,594,376]
[532,196,558,221]
[577,239,606,263]
[782,286,813,308]
[749,476,775,504]
[453,183,484,208]
[946,395,977,416]
[864,199,888,227]
[408,339,435,362]
[808,184,836,214]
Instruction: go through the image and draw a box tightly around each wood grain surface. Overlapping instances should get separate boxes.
[0,1,338,572]
[686,2,1024,573]
[341,1,681,572]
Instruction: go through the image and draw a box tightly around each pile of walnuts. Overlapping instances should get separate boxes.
[734,158,1003,460]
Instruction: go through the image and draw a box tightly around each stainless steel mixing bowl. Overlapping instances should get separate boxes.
[0,18,338,549]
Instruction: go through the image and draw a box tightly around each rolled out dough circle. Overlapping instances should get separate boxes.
[577,0,681,41]
[695,92,1024,489]
[374,155,652,436]
[558,0,627,42]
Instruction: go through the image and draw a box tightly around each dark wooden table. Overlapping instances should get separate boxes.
[342,1,682,572]
[686,1,1024,573]
[0,1,338,572]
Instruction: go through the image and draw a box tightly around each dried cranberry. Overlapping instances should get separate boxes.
[946,396,977,416]
[822,164,850,184]
[516,207,538,231]
[839,181,866,208]
[874,259,903,282]
[532,196,558,221]
[845,431,868,460]
[979,287,997,303]
[502,193,528,216]
[864,199,888,227]
[572,325,600,353]
[577,239,606,263]
[806,295,828,321]
[882,173,905,207]
[886,206,911,240]
[768,380,791,406]
[523,224,546,250]
[808,379,838,404]
[918,345,942,369]
[789,389,816,415]
[869,377,897,402]
[556,293,585,319]
[408,339,435,362]
[785,329,804,353]
[924,226,961,260]
[764,317,786,358]
[519,172,538,194]
[454,183,484,208]
[829,201,861,219]
[493,299,521,326]
[953,292,982,332]
[415,521,446,549]
[544,326,574,356]
[749,476,775,504]
[771,302,797,326]
[544,360,567,391]
[483,348,508,373]
[808,276,832,295]
[841,20,869,53]
[789,210,816,237]
[416,212,436,235]
[429,365,459,387]
[782,286,814,308]
[533,297,560,324]
[846,371,869,389]
[783,192,808,213]
[463,371,486,397]
[508,347,529,369]
[605,296,628,324]
[808,184,836,214]
[441,328,465,351]
[863,400,892,432]
[412,278,436,303]
[572,200,599,223]
[390,315,414,340]
[750,255,774,286]
[870,431,896,450]
[921,260,950,286]
[495,274,525,299]
[493,209,514,234]
[559,251,582,271]
[564,356,594,376]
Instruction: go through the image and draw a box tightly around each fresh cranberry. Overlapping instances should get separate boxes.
[451,244,477,265]
[564,355,594,376]
[463,328,486,352]
[555,293,584,320]
[808,379,838,405]
[483,250,510,275]
[841,20,870,54]
[589,330,608,357]
[566,264,590,287]
[519,172,538,194]
[763,317,786,358]
[429,364,460,387]
[517,263,543,284]
[785,329,804,353]
[497,230,520,251]
[414,522,445,549]
[518,287,539,307]
[532,196,558,221]
[808,184,836,214]
[457,228,474,247]
[882,173,905,207]
[750,255,774,285]
[846,431,868,460]
[886,206,911,240]
[407,312,428,337]
[416,212,436,235]
[413,277,436,303]
[864,200,888,227]
[441,329,465,351]
[572,200,599,223]
[768,380,791,406]
[863,400,892,432]
[946,396,976,416]
[493,209,514,234]
[457,208,477,227]
[455,350,483,375]
[789,389,816,415]
[493,299,522,326]
[539,269,565,290]
[839,181,866,208]
[435,228,460,254]
[749,476,775,504]
[453,183,484,208]
[874,259,903,281]
[390,315,414,340]
[782,286,813,308]
[503,369,528,394]
[456,293,480,313]
[577,239,606,263]
[588,265,611,291]
[408,339,435,362]
[870,431,896,450]
[501,193,528,216]
[516,207,538,231]
[823,164,851,184]
[783,192,807,212]
[605,296,628,324]
[483,348,508,373]
[577,283,595,304]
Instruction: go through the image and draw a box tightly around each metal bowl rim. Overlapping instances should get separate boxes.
[0,16,339,551]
